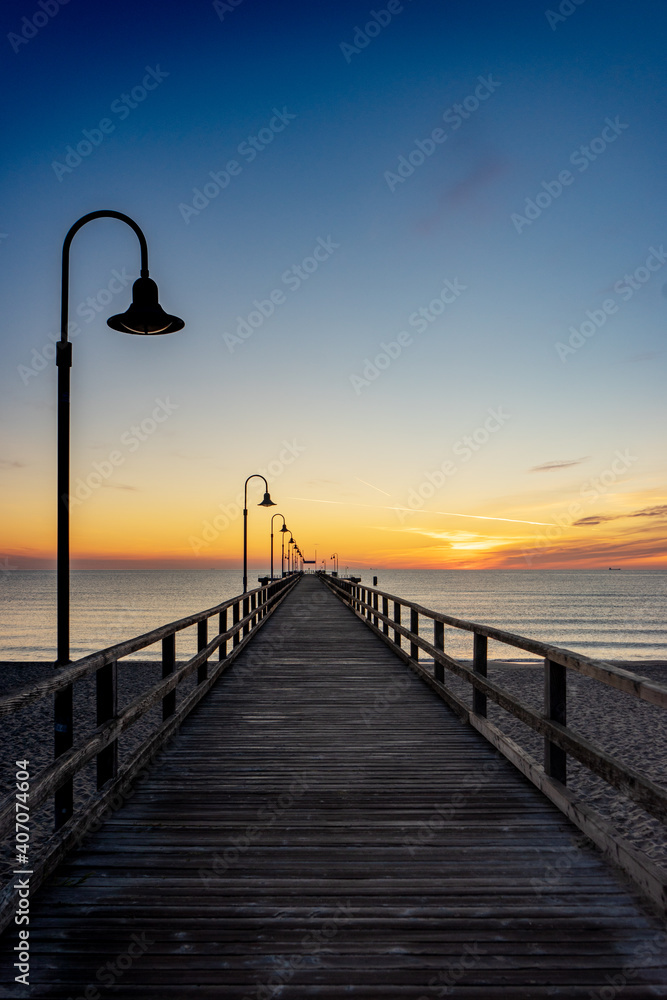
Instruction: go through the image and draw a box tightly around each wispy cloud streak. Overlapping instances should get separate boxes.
[287,496,551,526]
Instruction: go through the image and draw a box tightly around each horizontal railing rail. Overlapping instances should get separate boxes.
[0,575,299,933]
[322,574,667,910]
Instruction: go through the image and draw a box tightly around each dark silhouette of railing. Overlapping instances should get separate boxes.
[0,576,298,933]
[323,574,667,910]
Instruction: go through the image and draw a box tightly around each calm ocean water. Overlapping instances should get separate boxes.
[0,569,665,663]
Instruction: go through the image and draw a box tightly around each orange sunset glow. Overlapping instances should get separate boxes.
[5,446,666,570]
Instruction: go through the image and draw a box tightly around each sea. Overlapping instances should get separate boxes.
[0,569,665,666]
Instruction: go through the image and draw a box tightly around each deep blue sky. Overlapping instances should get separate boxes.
[1,0,666,569]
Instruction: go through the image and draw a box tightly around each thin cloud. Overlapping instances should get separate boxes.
[0,459,25,469]
[377,526,496,540]
[417,154,506,235]
[573,503,667,527]
[573,515,618,526]
[102,483,140,492]
[630,504,667,518]
[442,157,506,208]
[529,458,589,472]
[627,352,662,363]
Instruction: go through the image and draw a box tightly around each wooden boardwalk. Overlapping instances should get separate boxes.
[2,575,667,997]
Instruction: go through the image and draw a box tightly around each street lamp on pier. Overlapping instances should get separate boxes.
[243,474,276,592]
[271,513,288,580]
[55,209,184,828]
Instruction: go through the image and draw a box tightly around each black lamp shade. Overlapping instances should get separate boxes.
[280,524,289,533]
[107,277,184,335]
[259,492,276,507]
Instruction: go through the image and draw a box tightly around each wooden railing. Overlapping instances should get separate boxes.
[323,575,667,910]
[0,576,299,933]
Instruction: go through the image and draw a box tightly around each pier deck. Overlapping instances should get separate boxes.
[2,575,666,997]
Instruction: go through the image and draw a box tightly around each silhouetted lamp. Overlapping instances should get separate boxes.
[270,514,288,581]
[243,475,276,593]
[55,210,184,831]
[107,276,184,335]
[280,523,289,577]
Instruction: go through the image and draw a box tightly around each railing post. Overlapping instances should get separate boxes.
[434,621,444,683]
[410,609,419,661]
[233,600,241,646]
[251,591,257,627]
[197,619,208,684]
[219,609,227,661]
[382,596,389,636]
[545,658,567,784]
[243,596,250,637]
[54,683,74,830]
[162,634,176,720]
[373,592,379,627]
[473,633,487,717]
[96,660,117,789]
[393,601,401,648]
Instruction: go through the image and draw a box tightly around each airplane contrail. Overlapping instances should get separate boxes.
[287,497,551,526]
[355,477,393,497]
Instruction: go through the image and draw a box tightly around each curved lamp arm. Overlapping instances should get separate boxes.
[245,474,268,505]
[244,474,273,510]
[60,211,148,347]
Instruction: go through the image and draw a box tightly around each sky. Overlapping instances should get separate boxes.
[1,0,666,572]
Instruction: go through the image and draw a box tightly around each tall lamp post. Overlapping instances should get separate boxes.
[288,536,295,574]
[243,475,275,592]
[56,210,184,827]
[270,513,288,580]
[331,552,339,575]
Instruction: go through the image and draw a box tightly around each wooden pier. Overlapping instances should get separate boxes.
[1,575,667,996]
